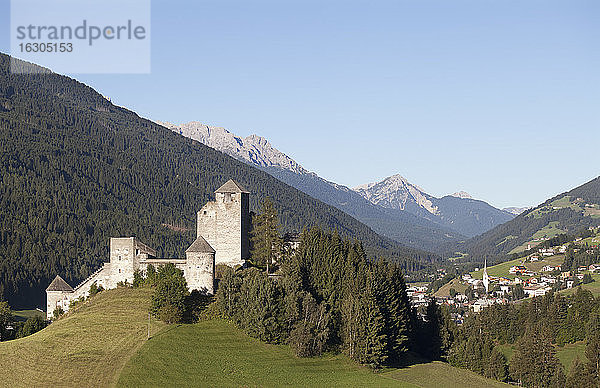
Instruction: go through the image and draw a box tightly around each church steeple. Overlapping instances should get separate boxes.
[483,258,489,295]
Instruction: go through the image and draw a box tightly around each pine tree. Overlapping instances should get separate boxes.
[250,197,283,274]
[0,301,13,341]
[566,356,596,388]
[585,312,600,380]
[361,276,387,367]
[485,347,508,382]
[510,326,564,388]
[422,298,444,360]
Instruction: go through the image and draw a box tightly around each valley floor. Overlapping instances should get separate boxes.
[0,288,507,387]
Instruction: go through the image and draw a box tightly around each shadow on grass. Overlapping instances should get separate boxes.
[390,351,433,369]
[148,323,181,341]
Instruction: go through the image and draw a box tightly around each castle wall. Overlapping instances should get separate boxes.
[184,251,215,294]
[46,291,72,320]
[46,180,249,319]
[197,192,248,267]
[108,237,156,288]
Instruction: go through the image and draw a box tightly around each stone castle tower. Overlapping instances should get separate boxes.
[197,179,249,267]
[45,179,249,320]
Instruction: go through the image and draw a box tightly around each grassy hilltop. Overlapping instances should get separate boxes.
[0,288,507,387]
[0,288,164,387]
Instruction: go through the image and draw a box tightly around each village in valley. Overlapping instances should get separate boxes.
[407,227,600,323]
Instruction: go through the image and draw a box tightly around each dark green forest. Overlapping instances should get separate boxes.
[0,54,434,308]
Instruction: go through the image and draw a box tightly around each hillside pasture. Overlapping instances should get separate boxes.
[471,255,564,280]
[0,288,511,387]
[508,221,565,254]
[434,278,468,297]
[560,275,600,296]
[497,341,587,374]
[0,288,165,387]
[11,309,44,321]
[118,319,508,388]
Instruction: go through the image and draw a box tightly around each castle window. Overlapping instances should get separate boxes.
[204,211,207,215]
[118,255,122,261]
[119,269,121,273]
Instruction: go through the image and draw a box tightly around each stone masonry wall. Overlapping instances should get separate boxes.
[197,192,248,267]
[184,251,215,294]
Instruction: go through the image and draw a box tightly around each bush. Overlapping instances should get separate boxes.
[89,282,103,296]
[150,264,188,324]
[53,307,64,320]
[19,315,46,337]
[158,303,183,324]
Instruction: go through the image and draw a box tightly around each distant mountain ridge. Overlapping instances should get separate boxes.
[354,174,515,238]
[502,206,532,215]
[453,176,600,261]
[163,121,516,247]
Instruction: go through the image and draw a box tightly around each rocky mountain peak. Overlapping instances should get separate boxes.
[353,174,438,215]
[450,191,473,200]
[158,121,307,174]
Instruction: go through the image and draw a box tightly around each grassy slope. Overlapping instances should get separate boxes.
[119,319,507,388]
[118,320,407,388]
[11,309,44,321]
[471,255,564,280]
[560,275,600,296]
[434,278,468,297]
[556,342,587,372]
[384,362,508,387]
[498,341,586,373]
[0,288,165,387]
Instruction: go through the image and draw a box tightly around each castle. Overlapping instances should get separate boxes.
[46,179,250,320]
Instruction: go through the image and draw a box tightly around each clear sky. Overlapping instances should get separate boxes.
[1,0,598,209]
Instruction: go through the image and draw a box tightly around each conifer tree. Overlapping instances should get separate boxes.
[585,312,600,380]
[485,348,508,382]
[250,197,282,274]
[361,276,387,367]
[0,301,13,341]
[566,357,596,388]
[510,326,564,387]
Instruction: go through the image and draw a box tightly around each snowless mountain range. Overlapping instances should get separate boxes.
[159,121,526,251]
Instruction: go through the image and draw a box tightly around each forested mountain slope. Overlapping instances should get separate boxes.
[452,176,600,261]
[0,54,432,307]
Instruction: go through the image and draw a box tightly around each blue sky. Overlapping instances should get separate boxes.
[1,0,598,208]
